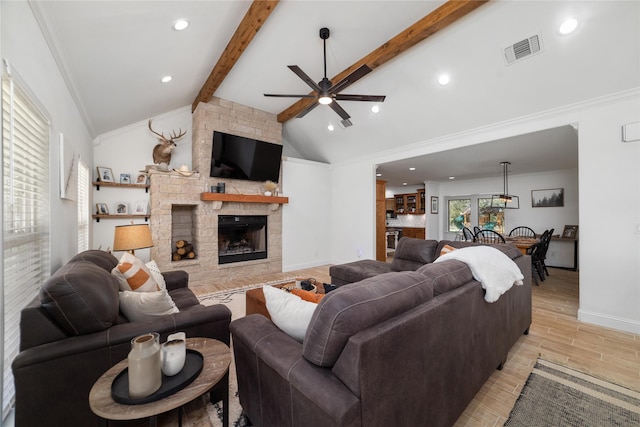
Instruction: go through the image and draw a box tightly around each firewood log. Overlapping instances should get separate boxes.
[172,251,182,261]
[186,251,196,259]
[175,240,188,248]
[177,244,194,256]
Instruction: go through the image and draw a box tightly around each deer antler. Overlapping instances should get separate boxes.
[148,119,168,141]
[170,128,187,140]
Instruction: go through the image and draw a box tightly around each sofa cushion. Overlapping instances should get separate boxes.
[416,260,474,296]
[303,271,434,367]
[68,249,118,272]
[40,261,120,335]
[390,238,439,271]
[329,259,393,285]
[119,289,179,322]
[435,240,522,261]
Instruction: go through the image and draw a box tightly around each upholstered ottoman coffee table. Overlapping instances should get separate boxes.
[245,281,319,319]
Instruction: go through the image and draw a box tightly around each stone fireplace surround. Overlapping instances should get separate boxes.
[149,98,284,287]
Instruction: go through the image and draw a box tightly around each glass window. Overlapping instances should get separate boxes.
[478,197,505,234]
[448,199,471,232]
[2,70,50,419]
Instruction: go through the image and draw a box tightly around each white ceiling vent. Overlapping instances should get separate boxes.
[504,34,542,65]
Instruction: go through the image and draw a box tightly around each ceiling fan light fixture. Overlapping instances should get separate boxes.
[318,95,332,105]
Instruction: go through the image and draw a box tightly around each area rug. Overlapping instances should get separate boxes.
[504,359,640,426]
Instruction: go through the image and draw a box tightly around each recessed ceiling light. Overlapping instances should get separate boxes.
[402,182,408,186]
[559,18,578,35]
[376,173,382,177]
[327,124,334,131]
[438,74,451,86]
[409,167,416,171]
[449,176,455,180]
[371,105,380,113]
[173,19,190,31]
[161,76,173,83]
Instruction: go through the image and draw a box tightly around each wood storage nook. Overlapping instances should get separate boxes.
[172,240,196,261]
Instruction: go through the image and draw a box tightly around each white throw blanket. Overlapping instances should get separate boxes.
[434,246,524,303]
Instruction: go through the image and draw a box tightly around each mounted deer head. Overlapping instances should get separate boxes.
[148,119,187,165]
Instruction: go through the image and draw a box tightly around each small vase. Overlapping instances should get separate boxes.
[161,332,186,376]
[128,332,162,399]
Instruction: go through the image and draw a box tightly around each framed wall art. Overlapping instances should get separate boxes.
[97,166,114,183]
[430,196,438,214]
[115,202,128,214]
[531,188,564,208]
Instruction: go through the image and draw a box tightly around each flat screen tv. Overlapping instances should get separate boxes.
[210,131,283,182]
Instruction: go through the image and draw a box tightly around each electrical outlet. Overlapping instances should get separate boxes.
[357,248,363,258]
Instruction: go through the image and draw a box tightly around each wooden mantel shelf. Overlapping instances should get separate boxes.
[200,192,288,210]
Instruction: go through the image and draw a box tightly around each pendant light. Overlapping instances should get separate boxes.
[491,161,519,209]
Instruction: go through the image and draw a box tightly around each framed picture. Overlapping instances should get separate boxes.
[59,133,78,201]
[97,166,114,183]
[135,173,148,185]
[115,202,128,214]
[120,173,131,184]
[562,225,579,239]
[531,188,564,207]
[134,200,148,215]
[96,203,109,215]
[430,196,438,214]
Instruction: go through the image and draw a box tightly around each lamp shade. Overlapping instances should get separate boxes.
[113,224,153,253]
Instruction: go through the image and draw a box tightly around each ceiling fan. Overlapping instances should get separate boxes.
[264,27,386,127]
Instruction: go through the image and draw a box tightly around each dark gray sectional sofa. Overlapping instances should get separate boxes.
[230,238,532,427]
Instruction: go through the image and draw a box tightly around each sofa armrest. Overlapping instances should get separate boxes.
[162,270,188,291]
[231,315,360,427]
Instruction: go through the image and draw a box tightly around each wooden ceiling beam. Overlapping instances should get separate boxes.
[276,0,488,123]
[192,0,280,112]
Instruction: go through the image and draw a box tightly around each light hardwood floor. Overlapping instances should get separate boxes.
[192,264,639,426]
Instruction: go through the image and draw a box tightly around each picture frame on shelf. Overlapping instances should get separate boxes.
[97,166,114,183]
[430,196,438,214]
[134,200,148,215]
[120,173,131,184]
[135,173,148,185]
[115,202,128,214]
[96,203,109,215]
[562,225,579,239]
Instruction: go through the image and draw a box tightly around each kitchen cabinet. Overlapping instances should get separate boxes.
[418,190,425,214]
[402,227,425,240]
[394,193,420,214]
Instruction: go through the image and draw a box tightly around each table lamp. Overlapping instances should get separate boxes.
[113,224,153,255]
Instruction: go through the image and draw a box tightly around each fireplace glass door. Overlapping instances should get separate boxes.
[218,215,267,264]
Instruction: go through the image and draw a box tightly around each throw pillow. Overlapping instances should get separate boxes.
[119,290,179,322]
[291,288,325,303]
[440,244,457,257]
[145,260,179,313]
[263,285,317,343]
[111,252,159,292]
[145,260,167,291]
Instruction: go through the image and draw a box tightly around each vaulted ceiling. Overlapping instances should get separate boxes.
[31,1,639,186]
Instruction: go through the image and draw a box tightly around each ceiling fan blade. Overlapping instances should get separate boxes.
[264,94,316,98]
[288,65,321,92]
[335,94,386,102]
[328,100,351,121]
[296,101,320,118]
[328,64,372,94]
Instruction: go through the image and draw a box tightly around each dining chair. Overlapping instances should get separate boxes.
[462,227,475,242]
[473,226,482,236]
[508,226,536,238]
[528,242,545,285]
[538,228,554,277]
[474,229,506,244]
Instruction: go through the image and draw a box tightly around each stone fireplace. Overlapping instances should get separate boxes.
[149,97,284,287]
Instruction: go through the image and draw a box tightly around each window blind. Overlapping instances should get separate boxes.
[2,71,50,419]
[77,160,89,252]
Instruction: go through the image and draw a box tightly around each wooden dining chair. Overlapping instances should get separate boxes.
[508,226,536,238]
[475,229,506,244]
[462,227,475,242]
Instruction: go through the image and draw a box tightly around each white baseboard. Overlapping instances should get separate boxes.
[578,309,640,334]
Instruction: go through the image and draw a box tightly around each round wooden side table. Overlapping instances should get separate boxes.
[89,337,230,427]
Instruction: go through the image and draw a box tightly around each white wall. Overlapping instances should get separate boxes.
[281,158,332,271]
[328,90,640,333]
[2,1,93,271]
[92,107,192,262]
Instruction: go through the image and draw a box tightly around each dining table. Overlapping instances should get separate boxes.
[504,236,538,255]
